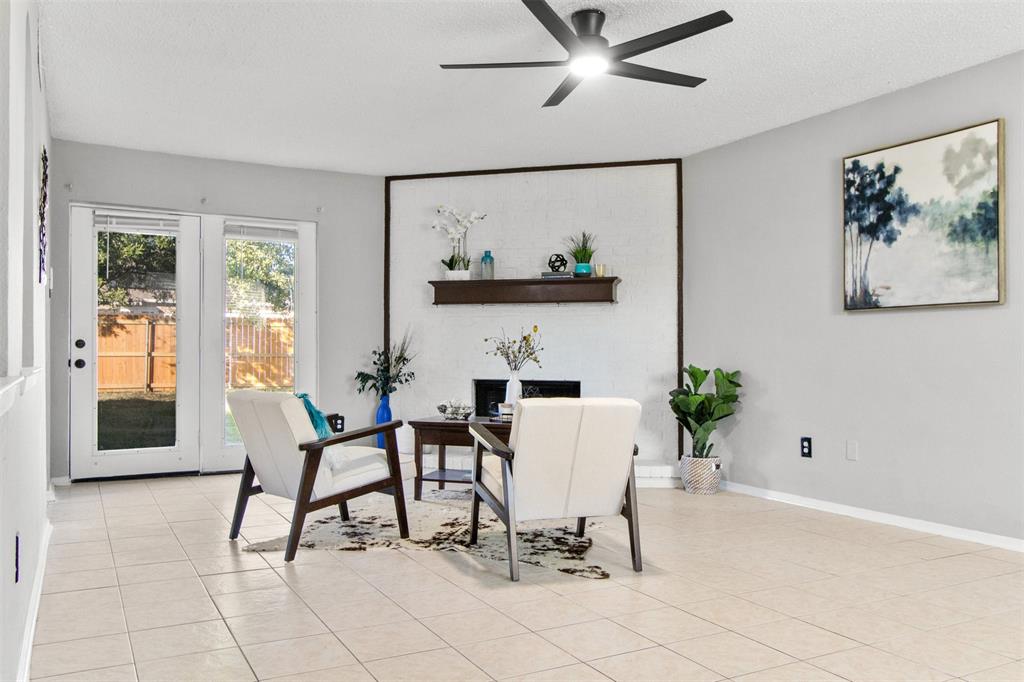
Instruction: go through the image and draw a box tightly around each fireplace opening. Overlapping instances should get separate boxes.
[473,379,582,417]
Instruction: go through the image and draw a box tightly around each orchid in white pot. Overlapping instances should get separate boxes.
[432,205,486,279]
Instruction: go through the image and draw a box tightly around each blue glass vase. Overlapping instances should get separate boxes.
[375,394,392,449]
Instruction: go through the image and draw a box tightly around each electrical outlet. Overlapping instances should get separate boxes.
[800,437,812,458]
[846,440,859,461]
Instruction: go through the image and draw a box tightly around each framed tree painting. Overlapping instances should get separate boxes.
[843,119,1004,310]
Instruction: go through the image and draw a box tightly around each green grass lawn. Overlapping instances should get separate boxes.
[97,392,176,451]
[97,390,283,451]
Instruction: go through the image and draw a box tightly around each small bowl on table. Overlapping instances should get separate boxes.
[437,401,473,421]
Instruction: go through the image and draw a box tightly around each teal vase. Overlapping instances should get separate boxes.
[375,394,392,448]
[574,263,592,276]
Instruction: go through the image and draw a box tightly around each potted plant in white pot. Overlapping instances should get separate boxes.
[669,365,742,494]
[432,205,485,280]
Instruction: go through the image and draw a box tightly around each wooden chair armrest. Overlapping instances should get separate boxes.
[299,420,403,451]
[469,422,514,460]
[325,413,345,434]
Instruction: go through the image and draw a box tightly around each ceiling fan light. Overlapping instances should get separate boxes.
[568,54,609,77]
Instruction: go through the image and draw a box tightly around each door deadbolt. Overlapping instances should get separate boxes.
[74,359,86,369]
[75,339,86,349]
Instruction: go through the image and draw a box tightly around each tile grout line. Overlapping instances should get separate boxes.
[146,477,261,681]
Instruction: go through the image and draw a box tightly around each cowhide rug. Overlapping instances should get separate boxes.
[245,489,609,579]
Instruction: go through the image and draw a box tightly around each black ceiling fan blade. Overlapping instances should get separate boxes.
[522,0,582,52]
[440,60,567,69]
[542,73,584,107]
[608,62,706,88]
[609,10,733,61]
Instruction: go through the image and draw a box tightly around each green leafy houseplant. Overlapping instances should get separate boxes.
[669,365,742,458]
[441,253,472,271]
[355,333,416,397]
[566,231,596,264]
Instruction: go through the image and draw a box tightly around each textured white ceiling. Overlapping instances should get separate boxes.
[40,0,1023,176]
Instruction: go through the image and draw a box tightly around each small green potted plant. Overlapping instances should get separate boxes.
[566,231,596,276]
[440,252,472,280]
[669,365,742,494]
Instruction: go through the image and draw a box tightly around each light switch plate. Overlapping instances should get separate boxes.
[846,440,859,461]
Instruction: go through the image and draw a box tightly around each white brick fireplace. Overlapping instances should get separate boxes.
[388,162,679,467]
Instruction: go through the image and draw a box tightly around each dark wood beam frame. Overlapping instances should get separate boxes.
[384,158,684,458]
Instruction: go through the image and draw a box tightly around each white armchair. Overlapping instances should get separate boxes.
[226,390,409,561]
[469,397,643,581]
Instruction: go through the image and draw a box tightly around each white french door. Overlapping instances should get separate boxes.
[69,207,201,478]
[199,217,318,472]
[69,205,317,479]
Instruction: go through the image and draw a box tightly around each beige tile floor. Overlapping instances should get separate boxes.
[31,474,1023,681]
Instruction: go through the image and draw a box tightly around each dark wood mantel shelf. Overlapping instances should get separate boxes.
[428,276,620,305]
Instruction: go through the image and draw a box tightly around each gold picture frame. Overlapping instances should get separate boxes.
[843,119,1004,311]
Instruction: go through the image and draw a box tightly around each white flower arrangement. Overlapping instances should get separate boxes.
[431,205,486,271]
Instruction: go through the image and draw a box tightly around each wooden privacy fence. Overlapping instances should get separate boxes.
[97,315,294,392]
[225,317,295,390]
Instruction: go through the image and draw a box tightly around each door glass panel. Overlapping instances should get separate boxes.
[96,230,177,450]
[223,238,296,444]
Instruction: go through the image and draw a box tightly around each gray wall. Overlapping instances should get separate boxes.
[682,52,1023,539]
[48,141,384,479]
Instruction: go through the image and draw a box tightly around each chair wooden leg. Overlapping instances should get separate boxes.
[575,517,587,538]
[622,461,642,572]
[338,501,350,521]
[469,444,483,546]
[469,489,481,545]
[502,459,519,581]
[285,504,308,563]
[413,430,423,501]
[285,449,322,562]
[384,428,410,539]
[229,457,256,540]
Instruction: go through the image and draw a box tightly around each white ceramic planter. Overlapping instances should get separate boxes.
[679,456,721,494]
[444,270,471,281]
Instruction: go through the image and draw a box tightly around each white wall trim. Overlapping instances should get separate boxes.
[723,480,1024,552]
[0,375,27,418]
[21,366,42,392]
[49,477,71,488]
[636,477,680,489]
[636,463,679,488]
[17,521,52,682]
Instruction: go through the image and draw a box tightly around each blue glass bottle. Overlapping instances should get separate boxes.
[481,250,495,280]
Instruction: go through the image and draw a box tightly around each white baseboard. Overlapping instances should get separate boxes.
[50,477,71,488]
[635,463,680,489]
[636,477,680,488]
[722,480,1023,553]
[18,520,53,682]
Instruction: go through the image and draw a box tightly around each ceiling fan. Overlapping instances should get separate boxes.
[440,0,733,107]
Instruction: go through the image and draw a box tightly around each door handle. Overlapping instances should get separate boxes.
[74,359,86,369]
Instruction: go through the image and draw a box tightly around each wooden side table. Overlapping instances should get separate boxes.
[408,416,512,501]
